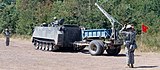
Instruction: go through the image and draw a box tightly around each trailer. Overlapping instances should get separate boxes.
[74,3,123,56]
[73,28,123,56]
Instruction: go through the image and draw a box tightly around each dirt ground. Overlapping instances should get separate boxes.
[0,38,160,70]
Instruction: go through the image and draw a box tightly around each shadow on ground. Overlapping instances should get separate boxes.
[134,65,158,69]
[101,54,126,57]
[81,50,126,57]
[113,54,141,57]
[48,49,141,57]
[81,50,141,57]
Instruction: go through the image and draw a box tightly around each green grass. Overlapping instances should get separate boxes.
[136,33,160,52]
[0,34,31,41]
[11,34,31,40]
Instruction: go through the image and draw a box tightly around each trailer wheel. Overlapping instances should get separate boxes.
[89,40,104,56]
[106,46,121,56]
[96,40,105,54]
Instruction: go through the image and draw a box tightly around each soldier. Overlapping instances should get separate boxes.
[50,17,59,27]
[119,24,137,68]
[53,17,59,26]
[41,23,48,27]
[3,28,11,46]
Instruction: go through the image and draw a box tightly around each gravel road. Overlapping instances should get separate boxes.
[0,38,160,70]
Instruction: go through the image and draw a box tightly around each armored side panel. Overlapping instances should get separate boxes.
[32,26,63,45]
[32,25,82,51]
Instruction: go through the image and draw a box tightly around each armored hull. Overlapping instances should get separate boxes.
[32,25,82,51]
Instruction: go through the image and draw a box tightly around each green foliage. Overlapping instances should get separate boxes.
[0,1,17,33]
[0,0,159,32]
[137,32,160,51]
[0,0,159,48]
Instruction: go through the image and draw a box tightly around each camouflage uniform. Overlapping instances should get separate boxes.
[120,25,137,68]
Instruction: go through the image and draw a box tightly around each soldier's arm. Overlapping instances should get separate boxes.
[119,26,127,34]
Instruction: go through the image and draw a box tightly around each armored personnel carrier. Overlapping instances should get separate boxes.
[32,19,83,51]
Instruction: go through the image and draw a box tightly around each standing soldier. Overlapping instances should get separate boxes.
[119,24,137,68]
[3,28,11,46]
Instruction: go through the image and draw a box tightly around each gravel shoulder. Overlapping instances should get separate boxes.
[0,38,160,70]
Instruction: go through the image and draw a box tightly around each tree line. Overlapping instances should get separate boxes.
[0,0,160,35]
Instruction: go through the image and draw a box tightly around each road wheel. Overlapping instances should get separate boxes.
[89,40,104,56]
[106,46,121,56]
[33,41,36,46]
[48,43,53,51]
[42,43,46,51]
[34,42,39,50]
[52,45,59,51]
[45,43,49,51]
[39,43,42,50]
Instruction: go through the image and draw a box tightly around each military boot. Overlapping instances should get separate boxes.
[130,64,134,68]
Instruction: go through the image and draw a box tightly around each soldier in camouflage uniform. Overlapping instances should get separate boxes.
[3,28,11,46]
[119,24,137,68]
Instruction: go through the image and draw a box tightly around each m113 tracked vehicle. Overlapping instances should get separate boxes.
[32,19,83,51]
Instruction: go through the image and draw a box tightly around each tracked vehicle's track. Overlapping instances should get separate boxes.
[32,38,59,51]
[32,38,85,52]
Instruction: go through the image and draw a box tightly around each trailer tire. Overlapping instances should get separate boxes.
[89,40,104,56]
[96,40,105,54]
[106,46,121,56]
